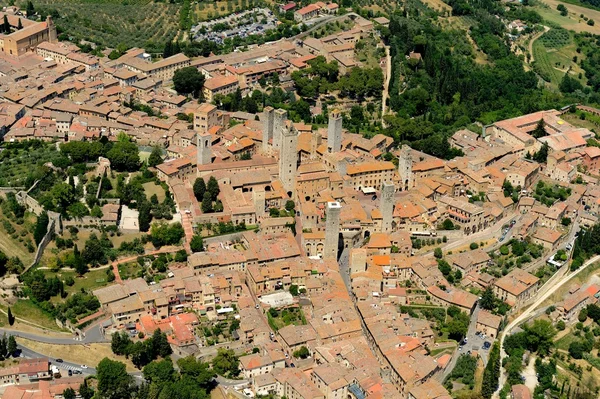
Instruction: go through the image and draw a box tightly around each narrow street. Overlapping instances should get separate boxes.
[440,305,482,381]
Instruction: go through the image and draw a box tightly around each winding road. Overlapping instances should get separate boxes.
[496,253,600,395]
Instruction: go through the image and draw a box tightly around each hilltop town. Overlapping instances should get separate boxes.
[0,0,599,399]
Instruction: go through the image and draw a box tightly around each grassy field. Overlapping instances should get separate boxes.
[562,110,600,132]
[532,28,586,87]
[10,300,62,331]
[535,0,600,34]
[38,268,110,296]
[118,261,142,280]
[143,181,166,203]
[16,337,137,372]
[0,214,35,266]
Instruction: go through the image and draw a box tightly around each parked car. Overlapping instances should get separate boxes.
[55,359,63,363]
[68,370,73,377]
[80,365,88,369]
[483,341,491,350]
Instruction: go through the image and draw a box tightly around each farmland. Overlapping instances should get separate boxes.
[535,0,600,34]
[32,0,182,52]
[531,28,586,88]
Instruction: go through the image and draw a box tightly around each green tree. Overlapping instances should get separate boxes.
[212,348,239,378]
[289,284,299,296]
[16,18,22,30]
[434,247,443,259]
[73,245,87,276]
[441,219,454,230]
[532,119,547,138]
[193,178,206,201]
[138,200,152,233]
[106,133,140,172]
[7,307,14,326]
[97,358,134,399]
[7,335,17,356]
[79,381,94,399]
[176,356,215,389]
[173,67,205,98]
[190,235,204,253]
[481,343,500,398]
[26,1,34,17]
[148,146,163,167]
[0,335,6,360]
[201,192,213,213]
[480,287,496,310]
[470,242,479,250]
[33,212,49,245]
[143,358,176,384]
[151,328,172,358]
[561,217,571,226]
[62,388,76,399]
[2,15,9,33]
[447,313,469,341]
[207,176,220,201]
[285,200,295,212]
[293,345,310,359]
[82,233,107,266]
[532,142,549,163]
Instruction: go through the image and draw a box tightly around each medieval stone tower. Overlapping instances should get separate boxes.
[324,201,342,260]
[398,145,413,191]
[262,106,274,153]
[273,108,288,151]
[327,110,342,153]
[253,189,266,220]
[278,120,298,196]
[197,133,212,166]
[381,181,395,232]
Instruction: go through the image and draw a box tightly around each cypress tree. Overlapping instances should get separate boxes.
[7,307,14,326]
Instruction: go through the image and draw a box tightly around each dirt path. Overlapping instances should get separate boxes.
[381,45,391,127]
[528,26,550,63]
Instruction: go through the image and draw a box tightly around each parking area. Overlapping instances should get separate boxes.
[459,328,492,366]
[192,8,278,44]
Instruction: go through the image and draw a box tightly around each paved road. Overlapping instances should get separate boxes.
[18,343,97,376]
[496,253,600,396]
[216,375,250,388]
[440,305,492,381]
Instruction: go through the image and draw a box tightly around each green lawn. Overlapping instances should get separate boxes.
[142,181,166,203]
[267,307,307,331]
[555,330,578,351]
[40,268,110,296]
[10,300,62,331]
[118,261,142,280]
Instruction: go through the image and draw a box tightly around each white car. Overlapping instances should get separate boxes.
[80,365,88,369]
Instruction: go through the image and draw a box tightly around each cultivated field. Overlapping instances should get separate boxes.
[531,28,586,87]
[33,0,182,50]
[536,0,600,34]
